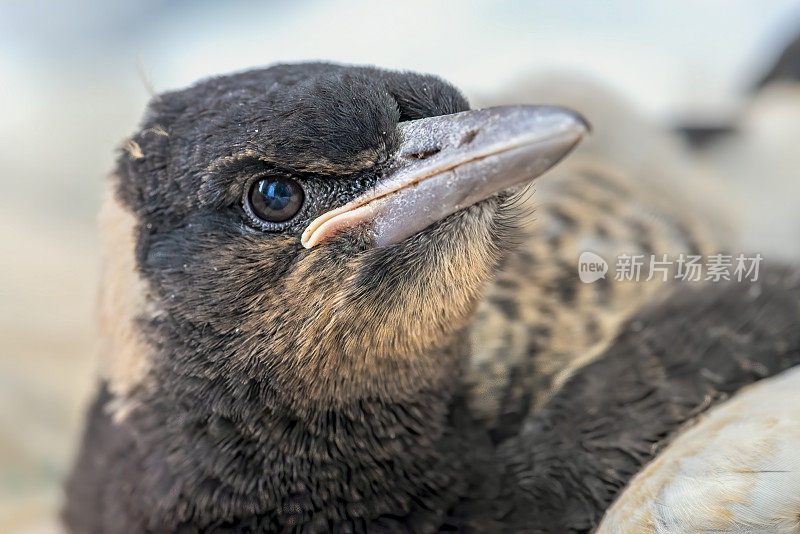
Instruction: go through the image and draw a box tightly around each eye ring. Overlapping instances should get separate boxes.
[242,174,306,230]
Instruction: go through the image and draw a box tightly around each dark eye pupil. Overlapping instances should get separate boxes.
[248,177,304,223]
[262,181,292,210]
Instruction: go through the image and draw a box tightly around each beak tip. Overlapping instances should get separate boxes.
[559,108,591,138]
[575,113,592,135]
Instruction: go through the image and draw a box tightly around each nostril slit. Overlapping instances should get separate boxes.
[459,129,479,147]
[405,148,441,160]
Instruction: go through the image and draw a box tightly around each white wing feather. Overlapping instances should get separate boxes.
[598,366,800,534]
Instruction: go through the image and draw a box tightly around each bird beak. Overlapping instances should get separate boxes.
[301,105,588,248]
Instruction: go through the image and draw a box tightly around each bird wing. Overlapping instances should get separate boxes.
[597,365,800,534]
[496,267,800,532]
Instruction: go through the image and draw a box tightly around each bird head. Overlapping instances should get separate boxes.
[107,63,586,415]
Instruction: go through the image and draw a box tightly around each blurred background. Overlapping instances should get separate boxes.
[2,0,800,531]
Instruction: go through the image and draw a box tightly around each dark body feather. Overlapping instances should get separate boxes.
[65,366,503,533]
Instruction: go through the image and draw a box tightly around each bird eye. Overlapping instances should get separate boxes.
[246,177,305,224]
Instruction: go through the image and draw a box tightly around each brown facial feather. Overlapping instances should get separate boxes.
[133,194,510,415]
[263,200,506,408]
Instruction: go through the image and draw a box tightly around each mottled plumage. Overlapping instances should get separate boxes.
[467,159,727,437]
[467,79,732,437]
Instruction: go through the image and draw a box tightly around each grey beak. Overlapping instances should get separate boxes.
[301,105,588,248]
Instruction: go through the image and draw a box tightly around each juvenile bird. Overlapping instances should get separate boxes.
[64,63,587,533]
[64,63,800,533]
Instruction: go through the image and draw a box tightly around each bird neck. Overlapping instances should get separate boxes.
[115,318,486,529]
